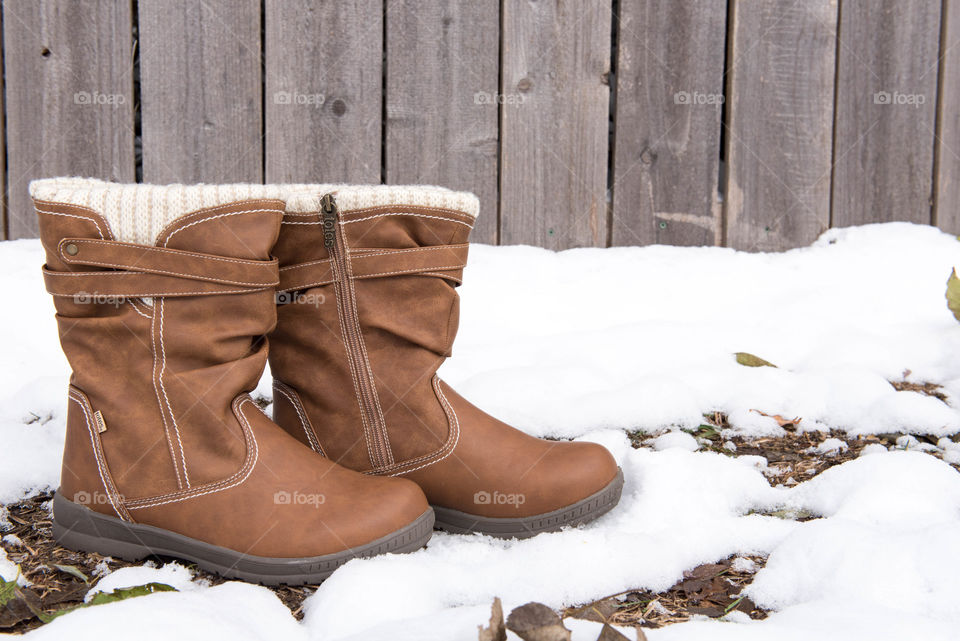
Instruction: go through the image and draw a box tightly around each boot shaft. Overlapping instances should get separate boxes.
[268,186,479,474]
[32,179,285,510]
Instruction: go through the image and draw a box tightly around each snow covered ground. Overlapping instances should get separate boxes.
[2,222,960,640]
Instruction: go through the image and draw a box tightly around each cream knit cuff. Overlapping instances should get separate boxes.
[29,178,480,246]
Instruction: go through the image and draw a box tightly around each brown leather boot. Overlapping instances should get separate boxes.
[269,186,623,538]
[32,179,433,585]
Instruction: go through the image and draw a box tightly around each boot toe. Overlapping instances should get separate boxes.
[542,440,620,508]
[349,474,432,543]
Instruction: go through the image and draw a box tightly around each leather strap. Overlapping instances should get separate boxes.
[45,237,279,298]
[278,244,469,293]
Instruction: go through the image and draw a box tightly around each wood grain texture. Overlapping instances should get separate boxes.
[139,0,262,184]
[384,0,500,244]
[611,0,726,247]
[724,0,837,251]
[0,13,6,240]
[935,0,960,234]
[3,0,135,239]
[832,0,940,227]
[500,0,611,249]
[265,0,382,184]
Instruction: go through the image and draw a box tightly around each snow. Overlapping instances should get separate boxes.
[650,430,700,451]
[0,222,958,639]
[730,557,757,573]
[807,437,848,456]
[0,546,27,586]
[859,442,888,457]
[85,562,201,601]
[27,578,305,641]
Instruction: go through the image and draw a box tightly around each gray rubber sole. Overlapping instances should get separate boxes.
[432,468,624,539]
[51,491,434,586]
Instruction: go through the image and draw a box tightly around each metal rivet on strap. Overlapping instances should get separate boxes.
[64,243,79,256]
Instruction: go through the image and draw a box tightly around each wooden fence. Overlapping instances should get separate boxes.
[2,0,958,251]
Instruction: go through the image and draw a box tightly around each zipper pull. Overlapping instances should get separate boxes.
[320,194,337,248]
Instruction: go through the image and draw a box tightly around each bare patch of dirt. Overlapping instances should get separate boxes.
[890,378,948,403]
[565,555,768,628]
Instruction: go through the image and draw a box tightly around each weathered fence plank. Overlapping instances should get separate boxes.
[611,0,726,247]
[265,0,382,184]
[139,0,261,184]
[0,12,6,240]
[724,0,837,251]
[3,0,135,238]
[384,0,500,244]
[832,0,940,227]
[936,0,960,234]
[499,0,611,249]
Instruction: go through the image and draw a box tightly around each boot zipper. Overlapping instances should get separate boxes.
[321,194,337,248]
[322,193,393,469]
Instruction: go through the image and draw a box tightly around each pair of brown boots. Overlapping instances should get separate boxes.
[32,178,623,585]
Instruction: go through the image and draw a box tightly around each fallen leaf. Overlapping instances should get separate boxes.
[565,597,618,623]
[683,564,726,580]
[44,583,177,622]
[596,623,632,641]
[735,352,777,368]
[478,597,507,641]
[507,602,572,641]
[750,409,801,429]
[53,564,89,584]
[946,269,960,322]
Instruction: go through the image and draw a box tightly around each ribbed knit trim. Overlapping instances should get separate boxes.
[30,178,480,245]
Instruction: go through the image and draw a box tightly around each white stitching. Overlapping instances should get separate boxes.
[273,381,324,456]
[341,212,474,228]
[420,271,463,283]
[279,258,331,272]
[359,264,466,279]
[51,258,276,287]
[277,279,334,293]
[329,248,378,468]
[45,270,273,284]
[63,239,274,266]
[155,199,284,242]
[126,397,260,509]
[127,299,151,319]
[127,397,257,506]
[34,206,107,239]
[50,288,267,297]
[158,299,191,487]
[385,376,461,476]
[151,301,186,490]
[68,392,129,521]
[341,226,394,468]
[349,244,469,257]
[56,237,277,287]
[162,209,280,247]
